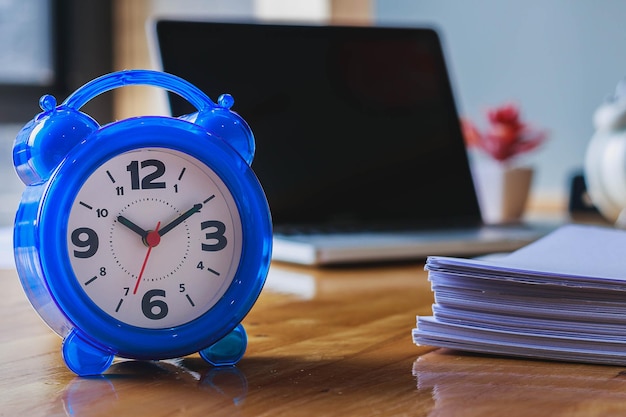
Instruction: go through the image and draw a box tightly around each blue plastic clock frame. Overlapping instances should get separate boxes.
[12,70,273,376]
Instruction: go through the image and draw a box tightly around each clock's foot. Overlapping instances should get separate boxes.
[199,324,247,366]
[62,329,115,376]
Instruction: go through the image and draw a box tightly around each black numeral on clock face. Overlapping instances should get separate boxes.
[201,220,227,251]
[71,227,99,258]
[127,159,166,190]
[142,289,169,320]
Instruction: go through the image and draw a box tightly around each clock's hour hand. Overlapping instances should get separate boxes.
[159,203,202,237]
[117,215,149,238]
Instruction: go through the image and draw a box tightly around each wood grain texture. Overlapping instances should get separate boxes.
[2,261,626,416]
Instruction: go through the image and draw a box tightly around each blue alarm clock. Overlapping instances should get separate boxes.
[12,69,272,376]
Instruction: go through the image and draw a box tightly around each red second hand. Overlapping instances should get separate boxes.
[133,222,161,295]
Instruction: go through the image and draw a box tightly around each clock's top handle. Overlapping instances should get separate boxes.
[13,70,256,186]
[62,69,217,112]
[62,69,256,165]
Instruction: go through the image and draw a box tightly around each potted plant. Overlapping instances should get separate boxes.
[461,103,548,224]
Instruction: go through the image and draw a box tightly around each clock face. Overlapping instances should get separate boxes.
[66,148,243,329]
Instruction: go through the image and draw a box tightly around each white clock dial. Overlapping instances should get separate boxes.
[66,148,242,329]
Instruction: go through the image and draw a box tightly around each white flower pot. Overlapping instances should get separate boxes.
[471,161,533,224]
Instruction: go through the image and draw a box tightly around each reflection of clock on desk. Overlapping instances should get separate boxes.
[12,70,272,376]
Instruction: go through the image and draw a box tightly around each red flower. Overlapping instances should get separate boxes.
[462,103,547,162]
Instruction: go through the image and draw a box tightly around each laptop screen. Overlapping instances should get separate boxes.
[155,20,481,230]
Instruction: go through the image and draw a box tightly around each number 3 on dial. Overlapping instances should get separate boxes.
[67,148,243,329]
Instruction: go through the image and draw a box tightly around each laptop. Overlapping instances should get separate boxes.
[152,19,548,265]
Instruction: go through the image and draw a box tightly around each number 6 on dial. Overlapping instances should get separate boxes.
[13,70,272,376]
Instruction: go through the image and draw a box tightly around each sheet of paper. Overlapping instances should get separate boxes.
[502,224,626,280]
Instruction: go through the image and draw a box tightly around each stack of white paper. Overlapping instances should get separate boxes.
[413,224,626,365]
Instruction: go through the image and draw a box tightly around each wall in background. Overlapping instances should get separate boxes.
[375,0,626,206]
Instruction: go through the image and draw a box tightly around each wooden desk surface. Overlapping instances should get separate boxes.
[3,261,626,416]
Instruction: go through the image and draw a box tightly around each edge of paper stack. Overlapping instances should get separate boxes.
[413,224,626,366]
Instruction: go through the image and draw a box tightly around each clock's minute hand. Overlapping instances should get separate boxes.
[159,203,203,237]
[117,215,149,239]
